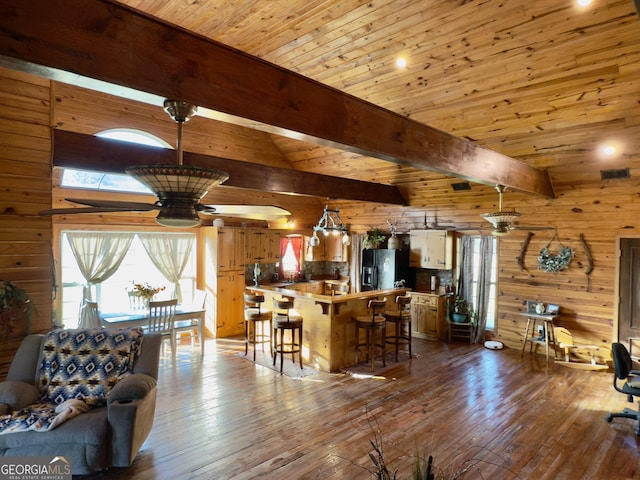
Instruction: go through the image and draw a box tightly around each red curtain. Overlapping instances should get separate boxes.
[278,236,303,280]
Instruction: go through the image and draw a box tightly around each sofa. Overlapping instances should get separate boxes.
[0,329,162,474]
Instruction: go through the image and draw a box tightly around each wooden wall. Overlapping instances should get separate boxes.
[0,67,53,376]
[0,65,635,370]
[336,181,632,362]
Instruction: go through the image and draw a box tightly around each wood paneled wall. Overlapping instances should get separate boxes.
[0,66,633,369]
[335,181,631,363]
[0,67,53,376]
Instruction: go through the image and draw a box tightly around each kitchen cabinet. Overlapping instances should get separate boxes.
[246,228,282,264]
[410,292,446,341]
[199,227,246,338]
[325,234,348,262]
[216,227,246,271]
[409,230,453,269]
[303,233,348,262]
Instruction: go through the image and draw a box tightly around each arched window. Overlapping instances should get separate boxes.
[61,128,170,194]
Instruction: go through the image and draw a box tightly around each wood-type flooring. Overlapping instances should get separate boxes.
[81,337,640,479]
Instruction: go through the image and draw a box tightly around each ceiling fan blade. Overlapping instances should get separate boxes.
[39,206,145,216]
[510,225,555,231]
[201,205,291,220]
[65,198,159,211]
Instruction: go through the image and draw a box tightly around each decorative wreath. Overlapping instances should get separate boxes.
[537,246,574,273]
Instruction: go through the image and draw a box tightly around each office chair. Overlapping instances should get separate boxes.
[605,342,640,435]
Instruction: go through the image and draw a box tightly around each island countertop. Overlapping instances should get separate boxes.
[247,285,409,372]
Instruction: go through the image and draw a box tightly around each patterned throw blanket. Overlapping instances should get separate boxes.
[0,328,143,434]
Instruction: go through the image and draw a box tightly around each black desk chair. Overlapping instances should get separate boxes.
[606,342,640,435]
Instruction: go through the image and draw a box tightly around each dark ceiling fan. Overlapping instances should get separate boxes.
[39,100,290,226]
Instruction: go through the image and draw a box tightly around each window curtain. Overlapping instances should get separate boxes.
[350,233,363,293]
[66,232,135,328]
[138,233,195,303]
[278,236,302,280]
[457,235,495,344]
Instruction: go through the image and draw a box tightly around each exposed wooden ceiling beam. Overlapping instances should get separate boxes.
[53,130,408,205]
[0,0,554,198]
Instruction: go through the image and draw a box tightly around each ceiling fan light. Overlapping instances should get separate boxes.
[155,203,202,228]
[126,165,229,199]
[480,211,521,229]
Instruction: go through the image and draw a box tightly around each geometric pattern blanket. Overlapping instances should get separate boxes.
[0,327,144,434]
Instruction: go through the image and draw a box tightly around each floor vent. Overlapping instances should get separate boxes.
[451,182,472,191]
[600,168,630,180]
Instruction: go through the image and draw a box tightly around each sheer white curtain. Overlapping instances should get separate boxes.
[66,232,135,327]
[138,233,195,303]
[457,235,495,343]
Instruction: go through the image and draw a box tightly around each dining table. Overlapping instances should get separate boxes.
[100,304,206,356]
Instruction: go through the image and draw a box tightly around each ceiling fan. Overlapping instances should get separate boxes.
[479,185,553,235]
[418,186,553,235]
[40,100,290,226]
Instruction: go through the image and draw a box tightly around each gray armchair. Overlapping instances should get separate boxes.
[0,332,162,474]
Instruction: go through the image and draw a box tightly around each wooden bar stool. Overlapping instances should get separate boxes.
[272,297,303,373]
[384,294,412,361]
[354,298,387,371]
[244,293,272,361]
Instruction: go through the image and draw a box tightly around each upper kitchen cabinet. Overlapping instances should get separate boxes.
[214,227,246,271]
[246,228,282,264]
[303,234,349,262]
[325,234,349,262]
[409,230,454,269]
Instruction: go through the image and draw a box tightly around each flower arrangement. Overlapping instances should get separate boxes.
[132,282,165,301]
[0,280,35,338]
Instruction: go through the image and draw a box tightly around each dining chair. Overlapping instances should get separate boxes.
[173,289,206,351]
[78,300,102,329]
[147,299,178,356]
[128,289,145,310]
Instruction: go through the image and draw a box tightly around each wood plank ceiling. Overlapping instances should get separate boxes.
[2,0,638,230]
[115,0,639,195]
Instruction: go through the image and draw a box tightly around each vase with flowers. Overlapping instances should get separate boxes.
[132,282,166,307]
[0,280,35,339]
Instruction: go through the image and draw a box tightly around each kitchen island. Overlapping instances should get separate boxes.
[249,284,409,372]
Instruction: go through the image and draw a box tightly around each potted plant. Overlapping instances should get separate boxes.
[0,280,35,338]
[362,228,387,250]
[451,296,475,323]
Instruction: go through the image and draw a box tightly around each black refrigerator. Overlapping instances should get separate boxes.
[361,248,413,291]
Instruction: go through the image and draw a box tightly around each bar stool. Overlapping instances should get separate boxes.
[272,297,303,373]
[244,293,272,361]
[384,294,412,361]
[354,298,387,371]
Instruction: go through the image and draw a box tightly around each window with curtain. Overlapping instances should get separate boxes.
[61,231,196,327]
[278,236,302,281]
[457,235,498,342]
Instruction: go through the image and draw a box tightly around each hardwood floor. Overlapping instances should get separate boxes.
[82,337,640,479]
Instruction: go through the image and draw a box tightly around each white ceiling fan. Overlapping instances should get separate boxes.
[39,100,290,226]
[418,186,553,235]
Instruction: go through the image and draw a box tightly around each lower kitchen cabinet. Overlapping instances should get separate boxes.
[410,292,446,341]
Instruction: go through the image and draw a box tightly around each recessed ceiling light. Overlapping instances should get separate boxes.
[602,145,617,156]
[577,0,591,6]
[395,57,407,68]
